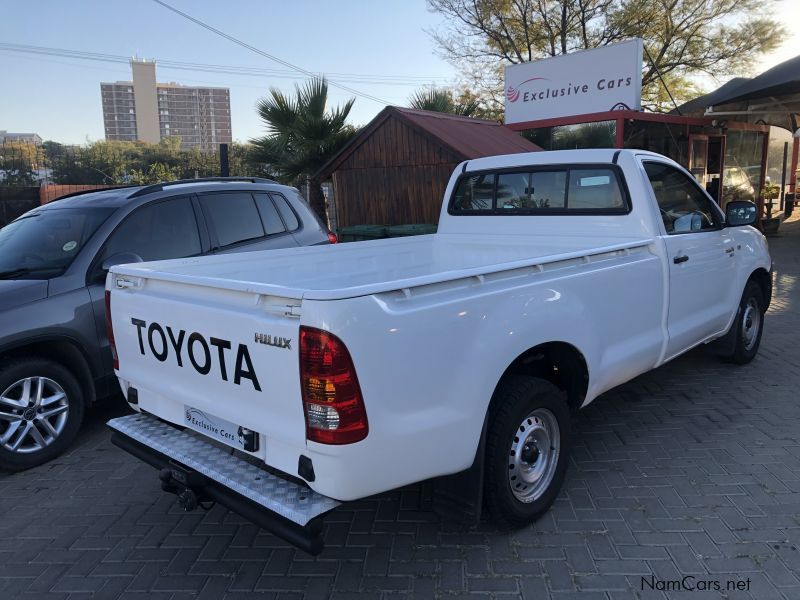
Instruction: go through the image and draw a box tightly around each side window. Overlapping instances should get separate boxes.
[271,194,300,231]
[101,197,201,263]
[644,162,719,233]
[452,173,495,211]
[199,192,265,248]
[253,193,286,235]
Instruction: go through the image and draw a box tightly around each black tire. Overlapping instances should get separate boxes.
[0,358,85,472]
[484,376,571,529]
[724,281,765,365]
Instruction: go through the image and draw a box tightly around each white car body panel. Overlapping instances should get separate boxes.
[109,149,772,502]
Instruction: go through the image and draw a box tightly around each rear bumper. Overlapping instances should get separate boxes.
[108,413,340,555]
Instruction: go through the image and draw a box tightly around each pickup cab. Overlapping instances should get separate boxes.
[106,150,771,554]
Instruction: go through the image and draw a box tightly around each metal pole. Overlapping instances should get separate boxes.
[219,143,229,177]
[780,141,788,211]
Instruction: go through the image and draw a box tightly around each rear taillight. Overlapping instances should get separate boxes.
[327,231,338,244]
[300,326,367,444]
[104,290,118,369]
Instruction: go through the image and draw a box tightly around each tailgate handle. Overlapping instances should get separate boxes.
[115,278,135,289]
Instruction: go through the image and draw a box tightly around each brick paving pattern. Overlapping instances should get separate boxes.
[1,216,799,599]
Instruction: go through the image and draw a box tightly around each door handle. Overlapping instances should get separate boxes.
[673,254,689,264]
[725,247,735,254]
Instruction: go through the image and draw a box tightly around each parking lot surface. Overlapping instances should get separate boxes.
[1,217,799,599]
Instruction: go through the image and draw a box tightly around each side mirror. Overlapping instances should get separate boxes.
[101,252,143,272]
[725,201,758,227]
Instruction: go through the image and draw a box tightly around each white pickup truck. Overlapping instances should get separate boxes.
[106,149,771,554]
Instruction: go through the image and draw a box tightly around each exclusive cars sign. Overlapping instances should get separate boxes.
[504,39,644,124]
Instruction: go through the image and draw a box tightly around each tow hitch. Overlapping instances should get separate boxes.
[159,464,212,512]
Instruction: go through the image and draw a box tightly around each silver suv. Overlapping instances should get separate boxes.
[0,177,334,470]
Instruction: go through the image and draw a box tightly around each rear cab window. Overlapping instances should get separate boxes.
[450,165,628,214]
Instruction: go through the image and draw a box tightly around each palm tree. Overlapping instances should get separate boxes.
[252,77,357,222]
[408,88,481,118]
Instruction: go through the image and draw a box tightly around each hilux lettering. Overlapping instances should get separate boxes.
[130,318,261,391]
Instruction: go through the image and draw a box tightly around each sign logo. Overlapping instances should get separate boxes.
[506,77,548,103]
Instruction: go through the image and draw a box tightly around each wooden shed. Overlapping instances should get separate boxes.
[317,107,541,227]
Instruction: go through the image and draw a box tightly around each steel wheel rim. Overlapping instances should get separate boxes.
[508,407,560,503]
[742,298,761,351]
[0,377,69,454]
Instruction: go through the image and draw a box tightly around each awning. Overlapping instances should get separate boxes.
[675,54,800,132]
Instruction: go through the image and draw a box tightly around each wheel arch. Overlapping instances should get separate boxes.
[0,338,96,406]
[748,267,772,309]
[490,341,589,413]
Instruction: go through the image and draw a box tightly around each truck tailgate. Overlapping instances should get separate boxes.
[110,275,306,469]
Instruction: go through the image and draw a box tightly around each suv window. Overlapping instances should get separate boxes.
[100,197,201,262]
[199,192,265,248]
[271,193,300,231]
[644,162,719,233]
[451,166,626,213]
[253,193,286,235]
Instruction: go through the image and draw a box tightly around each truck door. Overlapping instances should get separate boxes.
[642,160,737,358]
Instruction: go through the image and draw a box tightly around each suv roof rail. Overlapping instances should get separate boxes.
[47,185,135,202]
[128,176,279,198]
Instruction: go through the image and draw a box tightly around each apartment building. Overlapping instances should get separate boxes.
[0,131,43,145]
[101,59,232,151]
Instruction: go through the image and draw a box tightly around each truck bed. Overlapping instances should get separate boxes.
[111,233,655,300]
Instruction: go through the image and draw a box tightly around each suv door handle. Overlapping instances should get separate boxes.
[673,254,689,264]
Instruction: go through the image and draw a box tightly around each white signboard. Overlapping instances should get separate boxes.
[504,39,643,124]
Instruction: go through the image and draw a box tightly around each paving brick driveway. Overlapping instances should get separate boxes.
[2,217,799,600]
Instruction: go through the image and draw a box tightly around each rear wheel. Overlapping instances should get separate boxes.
[0,358,85,471]
[484,376,571,529]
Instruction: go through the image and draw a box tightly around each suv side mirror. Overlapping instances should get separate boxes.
[93,252,144,283]
[725,201,758,227]
[101,252,143,272]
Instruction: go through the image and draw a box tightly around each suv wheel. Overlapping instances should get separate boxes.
[0,358,85,471]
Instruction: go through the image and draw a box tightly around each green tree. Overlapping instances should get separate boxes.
[128,162,181,184]
[409,88,482,117]
[251,77,358,222]
[0,141,43,185]
[427,0,785,112]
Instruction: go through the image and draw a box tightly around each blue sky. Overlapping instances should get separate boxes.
[0,0,459,143]
[1,0,797,145]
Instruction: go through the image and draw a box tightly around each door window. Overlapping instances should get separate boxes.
[100,197,201,262]
[198,192,265,248]
[644,162,719,234]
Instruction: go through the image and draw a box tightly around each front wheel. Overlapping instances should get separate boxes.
[723,281,765,365]
[484,376,571,529]
[0,358,85,472]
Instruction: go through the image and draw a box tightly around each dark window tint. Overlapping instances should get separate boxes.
[199,192,265,247]
[102,198,200,262]
[271,194,300,231]
[644,162,718,233]
[452,173,495,211]
[254,193,286,235]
